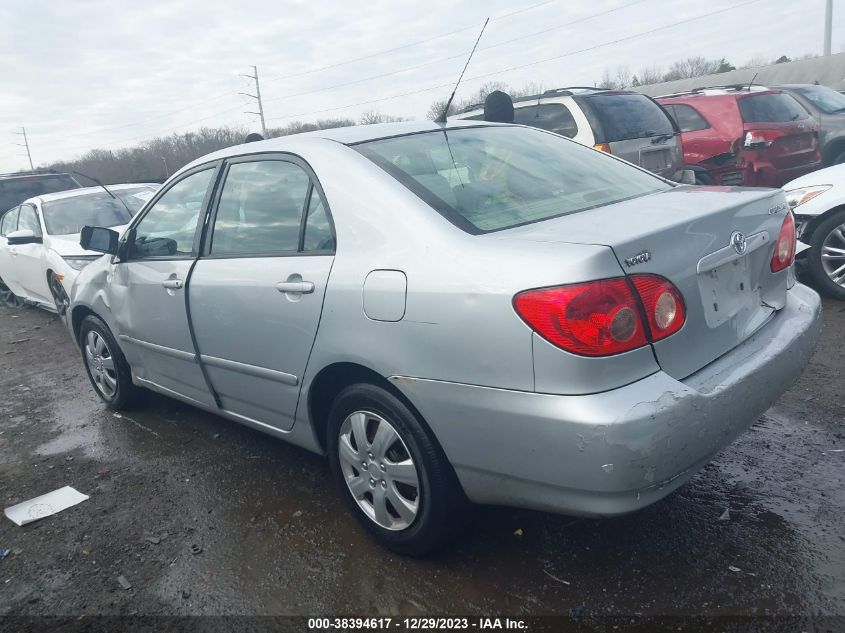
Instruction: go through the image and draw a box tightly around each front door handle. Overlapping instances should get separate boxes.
[276,281,314,294]
[162,278,184,290]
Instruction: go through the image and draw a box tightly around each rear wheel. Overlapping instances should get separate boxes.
[0,276,21,308]
[808,208,845,301]
[327,383,468,555]
[830,147,845,166]
[80,314,138,409]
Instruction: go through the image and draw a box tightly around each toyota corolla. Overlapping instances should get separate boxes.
[68,121,821,554]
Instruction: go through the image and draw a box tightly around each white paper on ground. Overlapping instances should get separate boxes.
[4,486,89,526]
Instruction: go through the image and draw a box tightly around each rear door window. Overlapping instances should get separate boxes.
[513,104,578,138]
[210,160,311,256]
[666,104,709,132]
[739,93,810,122]
[585,93,674,141]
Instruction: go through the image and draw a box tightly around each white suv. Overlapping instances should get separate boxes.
[454,87,686,181]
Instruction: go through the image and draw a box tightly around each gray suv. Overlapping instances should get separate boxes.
[455,87,687,181]
[773,84,845,166]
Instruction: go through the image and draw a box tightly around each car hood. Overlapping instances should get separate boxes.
[783,163,845,190]
[49,224,129,256]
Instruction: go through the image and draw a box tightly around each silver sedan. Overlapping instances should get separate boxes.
[69,121,821,554]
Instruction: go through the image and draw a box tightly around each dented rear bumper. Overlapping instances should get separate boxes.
[389,283,821,516]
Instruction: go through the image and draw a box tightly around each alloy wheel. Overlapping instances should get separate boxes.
[84,330,118,399]
[0,277,21,308]
[821,222,845,288]
[337,410,421,531]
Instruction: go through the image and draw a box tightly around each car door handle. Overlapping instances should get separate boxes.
[276,281,314,294]
[162,278,184,290]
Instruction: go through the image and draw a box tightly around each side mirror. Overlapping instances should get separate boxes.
[7,229,42,245]
[80,226,120,255]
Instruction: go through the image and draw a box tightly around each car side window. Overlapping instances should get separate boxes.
[514,104,578,138]
[0,207,19,236]
[130,168,214,259]
[302,189,335,252]
[670,104,709,132]
[17,205,42,236]
[211,160,310,255]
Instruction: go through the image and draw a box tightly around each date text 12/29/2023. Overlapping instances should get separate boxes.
[308,618,528,630]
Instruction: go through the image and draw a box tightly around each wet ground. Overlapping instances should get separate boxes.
[0,293,843,628]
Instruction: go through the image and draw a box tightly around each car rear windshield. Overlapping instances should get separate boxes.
[585,93,674,142]
[788,85,845,115]
[739,93,810,122]
[41,187,155,235]
[0,174,80,214]
[354,126,669,234]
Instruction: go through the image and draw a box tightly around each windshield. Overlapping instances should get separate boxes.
[789,85,845,114]
[586,93,675,142]
[41,187,156,235]
[0,174,80,213]
[354,126,670,234]
[739,93,809,122]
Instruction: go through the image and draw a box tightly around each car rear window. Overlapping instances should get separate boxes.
[513,104,578,138]
[585,93,674,142]
[354,126,669,234]
[787,85,845,115]
[739,93,810,123]
[0,174,80,214]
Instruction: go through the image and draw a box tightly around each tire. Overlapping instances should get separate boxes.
[48,271,69,315]
[831,149,845,166]
[807,208,845,301]
[694,171,714,185]
[327,383,469,555]
[79,314,139,409]
[0,276,22,308]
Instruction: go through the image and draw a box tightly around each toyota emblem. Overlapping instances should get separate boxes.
[730,231,747,255]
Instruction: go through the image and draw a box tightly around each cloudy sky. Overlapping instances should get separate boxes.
[0,0,835,172]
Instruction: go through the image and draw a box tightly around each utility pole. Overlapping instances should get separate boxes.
[15,127,34,170]
[824,0,833,55]
[240,65,268,137]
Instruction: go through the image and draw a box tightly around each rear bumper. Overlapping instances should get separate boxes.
[390,283,821,516]
[746,159,822,188]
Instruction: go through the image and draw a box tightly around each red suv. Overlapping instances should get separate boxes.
[657,87,821,187]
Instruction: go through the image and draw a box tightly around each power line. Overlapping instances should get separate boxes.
[260,0,564,85]
[259,0,650,108]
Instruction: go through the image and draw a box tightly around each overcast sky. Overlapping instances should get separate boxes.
[0,0,836,172]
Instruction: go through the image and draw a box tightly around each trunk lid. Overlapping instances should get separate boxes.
[503,186,791,379]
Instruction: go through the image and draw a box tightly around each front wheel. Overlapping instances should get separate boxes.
[808,208,845,301]
[79,315,139,409]
[327,383,469,555]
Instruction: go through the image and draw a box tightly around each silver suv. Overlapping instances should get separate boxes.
[455,87,686,181]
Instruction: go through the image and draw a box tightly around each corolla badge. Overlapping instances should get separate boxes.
[624,250,651,267]
[731,231,747,255]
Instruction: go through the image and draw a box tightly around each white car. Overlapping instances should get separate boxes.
[785,164,845,300]
[0,184,159,312]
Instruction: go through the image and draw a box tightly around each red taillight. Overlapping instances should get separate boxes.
[629,274,686,341]
[743,129,785,149]
[513,275,685,357]
[771,212,796,273]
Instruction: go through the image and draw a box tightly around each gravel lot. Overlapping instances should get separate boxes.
[0,290,843,627]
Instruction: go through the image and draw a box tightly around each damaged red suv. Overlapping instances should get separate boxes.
[658,86,821,187]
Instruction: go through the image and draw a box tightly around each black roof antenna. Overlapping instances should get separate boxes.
[747,72,759,91]
[73,171,133,215]
[435,18,490,123]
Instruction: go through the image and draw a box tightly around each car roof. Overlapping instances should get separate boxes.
[32,183,158,205]
[177,120,505,173]
[657,85,779,99]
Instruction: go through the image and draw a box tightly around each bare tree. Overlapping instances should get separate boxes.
[638,66,664,86]
[358,111,406,125]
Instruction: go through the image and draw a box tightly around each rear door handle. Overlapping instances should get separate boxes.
[162,278,184,290]
[276,281,314,294]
